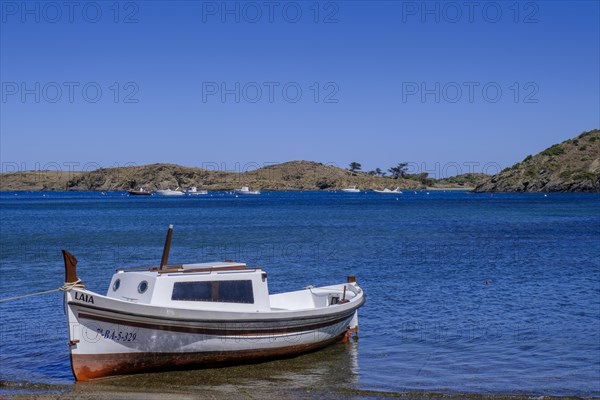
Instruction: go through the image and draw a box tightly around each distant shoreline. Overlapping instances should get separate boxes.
[0,161,486,193]
[0,188,476,194]
[2,128,598,194]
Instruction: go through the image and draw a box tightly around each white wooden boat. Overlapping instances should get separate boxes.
[234,186,260,195]
[341,186,360,193]
[186,187,208,195]
[62,226,364,381]
[373,187,402,194]
[155,188,184,196]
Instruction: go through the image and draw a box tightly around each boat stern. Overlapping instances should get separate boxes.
[342,275,361,342]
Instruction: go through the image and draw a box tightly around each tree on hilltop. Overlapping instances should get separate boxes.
[388,163,408,179]
[349,162,362,172]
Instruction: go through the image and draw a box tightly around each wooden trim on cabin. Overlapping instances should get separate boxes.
[211,281,219,301]
[157,265,254,274]
[120,265,253,274]
[114,266,179,272]
[149,265,183,271]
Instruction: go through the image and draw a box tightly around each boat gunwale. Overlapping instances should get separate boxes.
[67,288,365,324]
[75,310,355,335]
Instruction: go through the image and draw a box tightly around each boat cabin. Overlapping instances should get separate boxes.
[63,226,356,314]
[107,262,271,312]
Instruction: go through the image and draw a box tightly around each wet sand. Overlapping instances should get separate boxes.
[2,381,592,400]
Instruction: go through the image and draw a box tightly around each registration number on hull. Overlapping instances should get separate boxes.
[97,328,137,342]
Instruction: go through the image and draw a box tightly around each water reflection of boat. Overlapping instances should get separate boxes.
[78,342,360,396]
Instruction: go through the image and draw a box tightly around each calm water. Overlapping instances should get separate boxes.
[0,191,599,397]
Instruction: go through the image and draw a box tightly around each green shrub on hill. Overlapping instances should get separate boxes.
[560,170,573,179]
[541,144,565,156]
[572,172,596,182]
[525,166,537,177]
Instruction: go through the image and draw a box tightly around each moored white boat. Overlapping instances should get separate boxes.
[62,226,364,381]
[373,187,402,194]
[155,188,184,196]
[234,186,260,195]
[341,186,360,193]
[186,186,208,195]
[128,187,153,196]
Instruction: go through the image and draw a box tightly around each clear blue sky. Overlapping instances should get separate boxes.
[1,1,598,177]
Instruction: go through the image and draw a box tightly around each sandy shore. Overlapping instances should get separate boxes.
[2,381,592,400]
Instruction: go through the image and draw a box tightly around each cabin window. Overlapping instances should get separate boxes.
[171,280,254,304]
[112,279,120,292]
[138,281,148,294]
[172,281,212,301]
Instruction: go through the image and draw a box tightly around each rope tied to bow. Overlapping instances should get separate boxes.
[0,279,86,303]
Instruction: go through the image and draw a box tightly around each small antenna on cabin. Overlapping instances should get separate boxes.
[159,224,173,270]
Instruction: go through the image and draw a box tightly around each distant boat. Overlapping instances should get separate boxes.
[373,187,402,194]
[186,187,208,195]
[234,186,260,195]
[155,188,184,196]
[128,187,152,196]
[341,186,360,193]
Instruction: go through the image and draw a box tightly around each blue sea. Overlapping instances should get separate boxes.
[0,191,599,397]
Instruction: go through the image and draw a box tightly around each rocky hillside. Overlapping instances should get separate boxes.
[0,169,84,191]
[433,173,490,189]
[474,129,600,192]
[0,161,426,191]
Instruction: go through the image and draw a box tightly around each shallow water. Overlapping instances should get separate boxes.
[0,191,599,397]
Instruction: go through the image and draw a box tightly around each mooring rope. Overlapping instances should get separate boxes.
[0,279,85,303]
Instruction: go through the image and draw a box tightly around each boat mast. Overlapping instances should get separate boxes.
[159,224,173,270]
